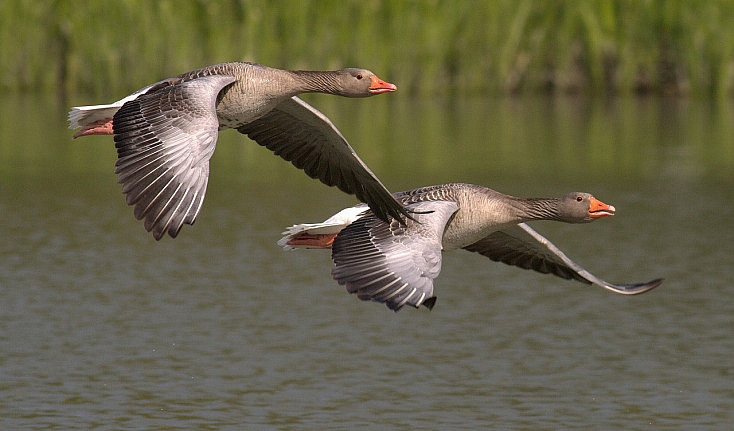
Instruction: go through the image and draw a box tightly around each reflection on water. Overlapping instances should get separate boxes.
[1,94,733,428]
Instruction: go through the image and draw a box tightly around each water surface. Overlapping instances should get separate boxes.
[1,94,732,429]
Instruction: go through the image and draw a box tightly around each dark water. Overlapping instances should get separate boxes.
[1,94,733,429]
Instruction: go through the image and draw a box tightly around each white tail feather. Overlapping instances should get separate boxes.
[68,104,121,129]
[278,205,368,250]
[68,82,159,129]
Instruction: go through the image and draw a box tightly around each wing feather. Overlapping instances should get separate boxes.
[112,75,235,239]
[331,201,459,311]
[238,97,410,224]
[463,223,663,294]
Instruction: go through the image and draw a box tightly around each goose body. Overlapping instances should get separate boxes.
[69,62,405,239]
[279,183,663,311]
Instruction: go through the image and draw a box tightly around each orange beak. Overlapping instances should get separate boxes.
[368,75,397,94]
[589,197,616,218]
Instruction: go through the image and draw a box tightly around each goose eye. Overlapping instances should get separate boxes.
[356,74,363,80]
[576,196,583,202]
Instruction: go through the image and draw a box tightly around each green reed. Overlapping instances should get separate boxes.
[2,0,733,97]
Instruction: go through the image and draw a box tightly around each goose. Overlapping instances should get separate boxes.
[68,61,408,239]
[278,183,663,311]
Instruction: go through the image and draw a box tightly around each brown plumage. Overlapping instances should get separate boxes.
[69,62,406,239]
[279,183,663,311]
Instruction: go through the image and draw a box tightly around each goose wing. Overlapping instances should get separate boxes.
[237,96,411,224]
[331,200,459,311]
[463,223,663,294]
[112,74,236,239]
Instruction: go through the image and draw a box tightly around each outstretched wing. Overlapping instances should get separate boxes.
[112,75,236,240]
[237,96,411,224]
[331,201,459,311]
[463,223,663,294]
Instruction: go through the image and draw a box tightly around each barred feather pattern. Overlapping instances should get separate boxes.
[112,75,236,239]
[331,200,459,311]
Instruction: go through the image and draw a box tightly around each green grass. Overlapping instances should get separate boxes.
[2,0,733,97]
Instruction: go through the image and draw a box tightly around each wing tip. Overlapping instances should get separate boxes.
[422,296,437,310]
[643,277,665,291]
[610,277,665,295]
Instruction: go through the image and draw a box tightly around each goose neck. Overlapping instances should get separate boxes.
[289,70,344,95]
[514,197,563,221]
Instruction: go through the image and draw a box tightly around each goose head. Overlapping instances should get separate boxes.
[558,192,616,223]
[336,68,397,97]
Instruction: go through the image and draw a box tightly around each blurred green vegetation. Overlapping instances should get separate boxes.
[2,0,733,97]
